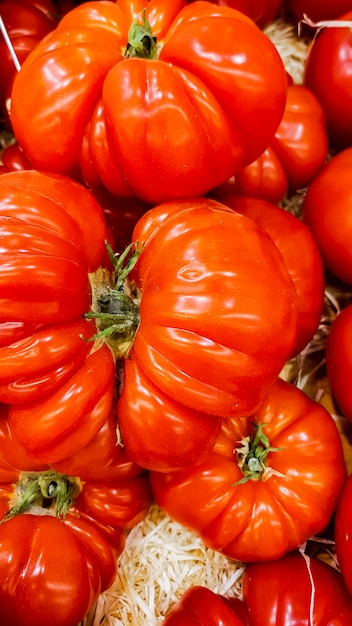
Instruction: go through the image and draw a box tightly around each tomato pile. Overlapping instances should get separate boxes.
[1,1,352,625]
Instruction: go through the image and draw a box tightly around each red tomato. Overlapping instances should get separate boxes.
[335,472,352,597]
[242,551,352,624]
[0,515,102,626]
[217,196,325,356]
[163,586,250,626]
[286,0,352,22]
[0,0,58,127]
[10,1,287,204]
[0,170,121,462]
[325,304,352,423]
[151,377,346,562]
[304,12,352,150]
[186,0,283,28]
[117,351,222,471]
[302,147,352,285]
[0,142,33,172]
[125,197,298,419]
[233,84,328,202]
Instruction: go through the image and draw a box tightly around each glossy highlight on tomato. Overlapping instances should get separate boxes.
[10,0,288,203]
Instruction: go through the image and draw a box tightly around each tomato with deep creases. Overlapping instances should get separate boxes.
[162,586,251,626]
[0,170,120,462]
[325,304,352,424]
[304,12,352,150]
[302,147,352,285]
[215,196,325,356]
[119,197,298,420]
[214,83,328,203]
[242,551,352,624]
[335,472,352,598]
[150,377,346,562]
[9,0,288,204]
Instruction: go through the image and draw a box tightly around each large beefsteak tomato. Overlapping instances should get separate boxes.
[0,170,119,462]
[242,550,352,624]
[335,472,352,597]
[151,377,346,562]
[9,1,288,204]
[115,197,298,420]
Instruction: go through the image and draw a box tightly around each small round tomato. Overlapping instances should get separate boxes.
[242,551,352,624]
[151,377,346,562]
[304,12,352,150]
[302,147,352,285]
[325,303,352,423]
[163,586,250,626]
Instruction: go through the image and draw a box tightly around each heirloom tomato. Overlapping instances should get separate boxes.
[335,472,352,597]
[217,196,325,356]
[285,0,352,22]
[302,148,352,285]
[0,0,58,128]
[304,12,352,150]
[214,83,328,203]
[326,304,352,424]
[242,551,352,624]
[0,170,119,462]
[163,586,250,626]
[151,377,346,562]
[10,0,288,204]
[115,197,298,421]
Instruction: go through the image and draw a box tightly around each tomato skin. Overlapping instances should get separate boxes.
[10,1,287,203]
[187,0,282,28]
[335,473,352,597]
[0,515,99,626]
[304,13,352,150]
[163,586,250,626]
[214,84,328,203]
[130,198,298,418]
[218,196,325,356]
[302,148,352,285]
[151,378,346,562]
[242,551,352,624]
[286,0,352,22]
[325,304,352,424]
[8,343,115,463]
[117,351,222,471]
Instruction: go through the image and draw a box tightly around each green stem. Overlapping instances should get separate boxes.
[84,241,143,357]
[124,9,158,59]
[234,421,285,485]
[1,470,82,523]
